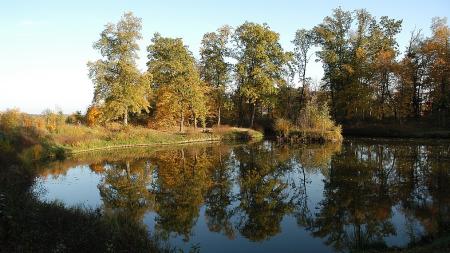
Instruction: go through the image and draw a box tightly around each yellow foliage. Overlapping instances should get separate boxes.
[0,109,22,131]
[343,64,354,75]
[86,106,102,127]
[355,47,366,59]
[274,118,293,137]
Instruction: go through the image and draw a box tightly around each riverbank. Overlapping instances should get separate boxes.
[0,136,173,253]
[276,128,343,143]
[9,123,261,158]
[343,123,450,139]
[50,125,263,154]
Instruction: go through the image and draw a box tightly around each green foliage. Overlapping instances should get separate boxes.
[298,98,336,131]
[0,109,66,162]
[200,26,232,127]
[88,12,152,125]
[42,109,66,133]
[66,111,84,125]
[234,22,288,127]
[0,108,22,130]
[292,28,315,90]
[147,34,208,131]
[314,8,403,121]
[274,97,342,142]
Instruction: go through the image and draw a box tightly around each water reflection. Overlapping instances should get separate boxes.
[36,140,450,252]
[99,160,155,221]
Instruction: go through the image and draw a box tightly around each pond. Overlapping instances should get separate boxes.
[34,139,450,252]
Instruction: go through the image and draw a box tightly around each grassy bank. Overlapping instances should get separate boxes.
[50,124,263,154]
[0,110,262,161]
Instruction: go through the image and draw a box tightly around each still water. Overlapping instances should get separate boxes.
[34,139,450,252]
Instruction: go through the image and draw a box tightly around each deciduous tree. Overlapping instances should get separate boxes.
[199,26,232,127]
[88,12,152,125]
[147,34,208,131]
[233,22,288,127]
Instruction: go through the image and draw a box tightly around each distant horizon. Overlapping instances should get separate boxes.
[1,0,449,114]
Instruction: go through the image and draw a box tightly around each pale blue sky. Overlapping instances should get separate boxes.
[1,0,449,113]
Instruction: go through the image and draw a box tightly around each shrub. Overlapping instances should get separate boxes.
[42,109,66,133]
[297,98,336,131]
[86,106,102,127]
[0,108,22,131]
[274,118,293,137]
[66,111,84,125]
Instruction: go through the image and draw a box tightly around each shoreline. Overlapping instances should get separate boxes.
[67,137,223,154]
[343,128,450,139]
[53,126,264,156]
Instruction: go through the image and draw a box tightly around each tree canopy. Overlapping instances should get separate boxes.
[86,10,450,130]
[88,12,152,125]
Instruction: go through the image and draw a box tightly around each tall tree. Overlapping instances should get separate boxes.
[368,16,402,119]
[88,12,151,125]
[234,22,288,128]
[147,34,208,132]
[401,30,428,118]
[199,26,232,127]
[314,8,402,121]
[314,7,353,120]
[422,17,450,125]
[292,28,315,102]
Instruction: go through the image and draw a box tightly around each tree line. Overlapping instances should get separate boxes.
[88,8,450,130]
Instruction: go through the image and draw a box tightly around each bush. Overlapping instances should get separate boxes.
[274,118,293,137]
[0,109,22,131]
[42,109,66,133]
[272,97,343,143]
[297,98,336,131]
[86,106,102,126]
[66,111,84,125]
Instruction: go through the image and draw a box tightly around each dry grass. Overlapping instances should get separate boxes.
[49,124,263,154]
[1,109,263,156]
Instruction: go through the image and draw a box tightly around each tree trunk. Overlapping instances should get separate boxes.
[238,95,244,127]
[126,161,130,178]
[123,109,128,125]
[250,103,256,128]
[217,106,221,127]
[194,114,197,131]
[180,110,184,132]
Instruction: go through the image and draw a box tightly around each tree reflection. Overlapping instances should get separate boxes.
[37,140,450,251]
[204,146,236,239]
[309,141,450,252]
[98,159,155,221]
[151,147,213,241]
[291,142,342,229]
[310,143,397,251]
[234,143,295,241]
[397,144,450,240]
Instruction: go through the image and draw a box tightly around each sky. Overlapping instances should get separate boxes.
[1,0,449,114]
